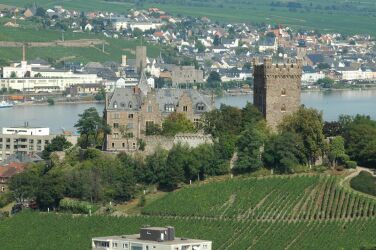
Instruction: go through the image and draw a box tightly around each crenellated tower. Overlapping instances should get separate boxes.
[253,57,302,129]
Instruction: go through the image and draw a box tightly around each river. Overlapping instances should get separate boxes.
[1,89,375,133]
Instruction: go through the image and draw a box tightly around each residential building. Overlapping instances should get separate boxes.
[92,226,212,250]
[253,58,302,129]
[0,162,27,192]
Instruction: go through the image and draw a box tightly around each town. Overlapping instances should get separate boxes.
[0,4,375,100]
[0,2,376,250]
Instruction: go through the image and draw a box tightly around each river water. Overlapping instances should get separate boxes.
[1,90,375,133]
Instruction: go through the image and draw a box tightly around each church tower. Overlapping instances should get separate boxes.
[253,57,302,129]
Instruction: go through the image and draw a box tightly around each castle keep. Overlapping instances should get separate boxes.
[253,58,302,129]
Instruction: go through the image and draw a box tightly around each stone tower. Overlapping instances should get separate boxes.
[135,46,147,74]
[253,57,302,129]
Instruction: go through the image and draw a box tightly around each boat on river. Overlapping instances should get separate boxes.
[0,100,14,108]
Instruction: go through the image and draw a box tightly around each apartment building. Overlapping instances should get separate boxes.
[0,127,55,162]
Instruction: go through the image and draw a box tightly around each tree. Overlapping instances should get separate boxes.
[196,40,205,53]
[94,88,106,101]
[317,63,330,70]
[35,173,65,210]
[207,71,221,86]
[74,108,103,149]
[241,102,263,129]
[132,28,143,38]
[113,167,136,202]
[202,105,243,137]
[342,115,376,168]
[278,106,325,166]
[10,71,17,78]
[328,136,348,168]
[213,35,221,46]
[161,144,188,190]
[162,112,196,136]
[264,132,307,173]
[42,135,72,160]
[9,170,39,203]
[191,144,216,178]
[143,147,168,184]
[317,77,334,88]
[35,7,46,17]
[145,122,162,135]
[323,121,343,137]
[234,125,267,174]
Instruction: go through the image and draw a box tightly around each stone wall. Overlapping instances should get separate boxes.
[142,133,213,155]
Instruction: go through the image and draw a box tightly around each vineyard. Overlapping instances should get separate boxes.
[1,175,376,249]
[143,175,376,221]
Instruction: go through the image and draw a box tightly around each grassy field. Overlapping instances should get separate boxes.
[4,0,376,35]
[1,174,376,249]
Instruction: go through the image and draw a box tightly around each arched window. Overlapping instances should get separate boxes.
[128,101,133,109]
[113,101,118,109]
[281,104,286,112]
[281,88,286,96]
[196,103,206,111]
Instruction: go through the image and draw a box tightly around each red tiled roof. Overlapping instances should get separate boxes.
[0,162,27,178]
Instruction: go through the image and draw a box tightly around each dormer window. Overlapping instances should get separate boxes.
[196,103,206,111]
[113,101,118,109]
[128,101,133,109]
[165,103,175,112]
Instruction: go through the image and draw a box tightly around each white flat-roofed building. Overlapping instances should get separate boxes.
[0,76,103,93]
[2,127,50,136]
[92,226,212,250]
[0,127,54,161]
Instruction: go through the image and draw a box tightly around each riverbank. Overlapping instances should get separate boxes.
[14,100,104,107]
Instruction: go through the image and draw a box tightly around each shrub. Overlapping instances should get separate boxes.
[59,198,98,214]
[350,171,376,196]
[345,161,357,169]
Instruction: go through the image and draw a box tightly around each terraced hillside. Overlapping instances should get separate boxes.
[1,175,376,249]
[143,175,376,221]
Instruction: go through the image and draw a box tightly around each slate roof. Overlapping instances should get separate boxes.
[307,54,325,65]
